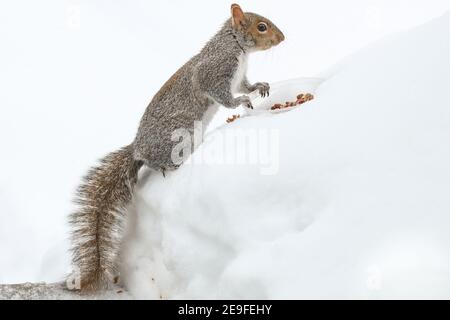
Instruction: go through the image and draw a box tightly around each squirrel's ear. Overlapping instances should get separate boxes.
[231,4,247,29]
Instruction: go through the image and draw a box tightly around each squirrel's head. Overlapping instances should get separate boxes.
[230,4,285,52]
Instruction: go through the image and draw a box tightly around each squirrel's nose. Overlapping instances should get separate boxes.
[277,32,285,43]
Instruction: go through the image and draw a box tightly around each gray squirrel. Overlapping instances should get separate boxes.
[69,4,285,292]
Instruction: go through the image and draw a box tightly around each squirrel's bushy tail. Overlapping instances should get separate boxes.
[69,144,143,292]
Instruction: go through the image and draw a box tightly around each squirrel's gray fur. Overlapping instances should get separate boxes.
[69,4,284,292]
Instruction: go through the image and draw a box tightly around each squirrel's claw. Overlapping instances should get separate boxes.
[236,95,253,109]
[254,82,270,98]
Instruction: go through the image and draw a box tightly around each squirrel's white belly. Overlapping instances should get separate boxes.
[231,53,248,94]
[202,103,220,129]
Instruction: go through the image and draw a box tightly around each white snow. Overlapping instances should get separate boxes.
[121,11,450,299]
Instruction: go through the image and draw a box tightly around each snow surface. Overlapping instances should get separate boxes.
[121,11,450,299]
[0,282,131,300]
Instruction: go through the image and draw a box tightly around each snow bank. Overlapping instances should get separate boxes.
[122,11,450,299]
[0,283,131,300]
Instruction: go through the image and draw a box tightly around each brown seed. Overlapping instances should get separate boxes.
[226,115,241,123]
[271,104,282,110]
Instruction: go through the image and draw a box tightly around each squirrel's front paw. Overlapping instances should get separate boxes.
[252,82,270,98]
[235,95,253,109]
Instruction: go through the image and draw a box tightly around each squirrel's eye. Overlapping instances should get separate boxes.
[257,23,268,33]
